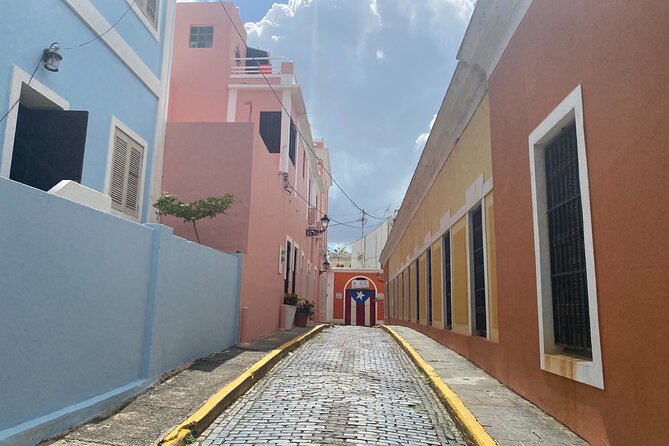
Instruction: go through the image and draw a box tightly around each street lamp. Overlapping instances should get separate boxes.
[306,214,330,237]
[42,43,62,72]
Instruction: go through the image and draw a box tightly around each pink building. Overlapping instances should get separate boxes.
[163,1,332,343]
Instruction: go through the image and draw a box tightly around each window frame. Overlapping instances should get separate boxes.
[188,25,214,49]
[468,203,488,338]
[104,116,148,222]
[127,0,161,41]
[528,84,603,389]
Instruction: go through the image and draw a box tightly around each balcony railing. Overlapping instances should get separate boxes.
[230,57,290,76]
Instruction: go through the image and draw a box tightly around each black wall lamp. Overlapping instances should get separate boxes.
[42,43,62,72]
[306,215,330,237]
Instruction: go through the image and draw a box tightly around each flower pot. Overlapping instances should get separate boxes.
[294,312,309,327]
[281,304,297,330]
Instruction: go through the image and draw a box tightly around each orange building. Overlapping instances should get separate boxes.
[381,1,669,444]
[326,269,384,326]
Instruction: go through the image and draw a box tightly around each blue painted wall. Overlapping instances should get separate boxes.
[0,177,241,445]
[0,0,171,222]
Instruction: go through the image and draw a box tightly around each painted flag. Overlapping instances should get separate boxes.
[346,289,375,305]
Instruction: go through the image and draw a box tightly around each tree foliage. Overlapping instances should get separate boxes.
[154,192,235,243]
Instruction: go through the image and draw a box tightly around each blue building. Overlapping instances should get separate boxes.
[0,2,241,445]
[0,0,176,222]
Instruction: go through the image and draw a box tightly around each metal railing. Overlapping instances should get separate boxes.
[230,57,288,76]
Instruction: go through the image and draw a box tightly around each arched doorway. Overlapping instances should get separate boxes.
[343,276,377,326]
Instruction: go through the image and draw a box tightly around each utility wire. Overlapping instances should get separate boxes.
[0,1,138,124]
[217,0,379,218]
[0,58,42,125]
[63,0,137,50]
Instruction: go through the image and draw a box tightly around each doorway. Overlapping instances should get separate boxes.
[8,83,88,191]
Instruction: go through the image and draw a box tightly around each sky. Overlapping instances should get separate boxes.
[179,0,475,248]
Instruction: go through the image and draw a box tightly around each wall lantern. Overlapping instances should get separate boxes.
[322,259,331,272]
[306,214,330,237]
[42,43,62,72]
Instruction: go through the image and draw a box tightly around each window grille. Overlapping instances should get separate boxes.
[426,249,433,326]
[471,207,486,336]
[443,232,452,329]
[545,123,592,357]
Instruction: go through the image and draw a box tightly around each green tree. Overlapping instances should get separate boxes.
[154,192,235,243]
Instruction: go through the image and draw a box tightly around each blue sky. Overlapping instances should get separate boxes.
[179,1,474,247]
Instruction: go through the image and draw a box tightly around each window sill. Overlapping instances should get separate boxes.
[542,353,604,389]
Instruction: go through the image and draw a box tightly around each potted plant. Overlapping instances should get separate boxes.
[281,293,298,330]
[294,298,314,327]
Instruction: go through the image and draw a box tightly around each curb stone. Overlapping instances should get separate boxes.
[381,325,497,446]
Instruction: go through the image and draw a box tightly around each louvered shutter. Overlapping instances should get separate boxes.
[110,128,144,218]
[137,0,158,29]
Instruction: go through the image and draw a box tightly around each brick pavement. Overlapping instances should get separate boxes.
[198,326,465,445]
[389,326,589,446]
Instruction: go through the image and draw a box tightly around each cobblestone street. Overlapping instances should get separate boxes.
[198,326,464,445]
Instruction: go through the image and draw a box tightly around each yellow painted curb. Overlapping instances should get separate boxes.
[157,324,330,446]
[381,325,497,446]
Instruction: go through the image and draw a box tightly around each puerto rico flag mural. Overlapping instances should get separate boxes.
[344,289,376,326]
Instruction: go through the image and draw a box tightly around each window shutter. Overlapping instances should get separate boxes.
[111,133,128,207]
[125,147,143,214]
[110,128,144,218]
[145,0,157,24]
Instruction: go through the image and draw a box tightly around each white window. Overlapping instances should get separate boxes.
[137,0,158,29]
[110,127,145,219]
[528,85,603,389]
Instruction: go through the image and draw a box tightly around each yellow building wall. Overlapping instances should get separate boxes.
[387,95,498,341]
[387,96,493,279]
[431,240,443,329]
[418,253,426,325]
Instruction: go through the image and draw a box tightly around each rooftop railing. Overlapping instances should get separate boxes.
[230,57,291,76]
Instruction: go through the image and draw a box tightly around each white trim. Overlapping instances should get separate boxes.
[1,65,70,177]
[280,89,292,172]
[528,84,604,389]
[146,0,176,222]
[481,196,490,340]
[127,0,161,41]
[104,116,149,223]
[387,175,492,283]
[343,275,378,327]
[226,88,237,122]
[62,0,161,97]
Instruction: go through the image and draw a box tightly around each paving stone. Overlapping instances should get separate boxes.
[200,326,464,445]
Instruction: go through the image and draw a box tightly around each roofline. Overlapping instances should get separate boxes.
[379,0,533,266]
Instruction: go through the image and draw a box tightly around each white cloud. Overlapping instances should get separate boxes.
[414,113,437,151]
[241,0,470,243]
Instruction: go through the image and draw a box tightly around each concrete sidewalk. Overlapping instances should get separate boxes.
[43,327,312,446]
[388,326,588,446]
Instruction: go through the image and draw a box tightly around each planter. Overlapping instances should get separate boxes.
[281,304,297,330]
[294,312,309,327]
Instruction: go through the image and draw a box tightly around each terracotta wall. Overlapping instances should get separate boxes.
[331,270,385,323]
[161,122,254,253]
[486,1,669,444]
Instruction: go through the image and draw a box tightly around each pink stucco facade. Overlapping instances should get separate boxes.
[163,1,331,343]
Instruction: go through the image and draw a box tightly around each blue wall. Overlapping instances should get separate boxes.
[0,177,241,446]
[0,0,170,222]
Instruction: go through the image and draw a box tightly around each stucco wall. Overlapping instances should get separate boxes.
[329,270,385,323]
[0,177,240,445]
[161,122,254,253]
[0,1,172,223]
[486,1,669,444]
